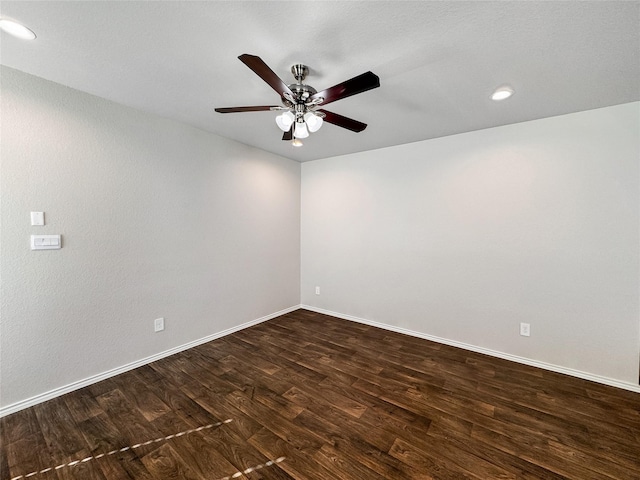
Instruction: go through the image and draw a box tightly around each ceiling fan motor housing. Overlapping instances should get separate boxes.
[281,64,320,109]
[285,83,317,106]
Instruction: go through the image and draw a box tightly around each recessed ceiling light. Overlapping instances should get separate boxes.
[491,86,514,101]
[0,19,36,40]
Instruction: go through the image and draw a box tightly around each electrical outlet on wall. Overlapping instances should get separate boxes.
[315,286,320,295]
[154,317,165,332]
[520,322,530,337]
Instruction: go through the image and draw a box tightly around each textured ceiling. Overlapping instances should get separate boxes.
[1,1,638,162]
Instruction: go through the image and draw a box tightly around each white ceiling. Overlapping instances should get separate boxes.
[1,1,638,162]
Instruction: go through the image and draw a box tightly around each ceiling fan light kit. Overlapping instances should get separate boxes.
[215,54,380,147]
[304,111,323,132]
[275,110,295,131]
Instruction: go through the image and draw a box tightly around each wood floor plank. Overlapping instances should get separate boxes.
[5,435,43,479]
[33,397,88,462]
[284,387,398,453]
[247,427,334,480]
[55,460,108,480]
[225,389,325,455]
[434,423,569,480]
[180,382,264,441]
[0,446,9,480]
[388,437,480,480]
[76,411,128,454]
[313,442,388,480]
[140,443,203,480]
[63,388,103,423]
[2,407,41,444]
[165,433,239,480]
[293,408,428,479]
[114,372,172,423]
[2,309,639,479]
[95,389,161,445]
[470,423,620,480]
[97,450,156,480]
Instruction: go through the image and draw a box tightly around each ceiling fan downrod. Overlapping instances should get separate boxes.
[291,64,308,83]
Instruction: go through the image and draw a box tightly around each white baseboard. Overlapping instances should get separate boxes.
[4,303,637,417]
[301,304,640,394]
[0,305,301,418]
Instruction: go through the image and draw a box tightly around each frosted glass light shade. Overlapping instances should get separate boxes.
[304,112,323,132]
[294,121,309,138]
[275,111,295,131]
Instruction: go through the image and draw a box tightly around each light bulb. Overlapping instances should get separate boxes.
[294,121,309,139]
[304,112,323,133]
[292,139,303,147]
[0,19,36,40]
[275,111,294,131]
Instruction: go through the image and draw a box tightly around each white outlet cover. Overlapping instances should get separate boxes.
[154,317,165,332]
[31,211,44,226]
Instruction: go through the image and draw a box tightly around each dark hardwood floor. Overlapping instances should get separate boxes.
[2,309,639,479]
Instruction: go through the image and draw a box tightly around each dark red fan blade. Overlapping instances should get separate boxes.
[282,126,293,141]
[239,54,294,98]
[215,106,278,113]
[318,109,367,132]
[310,71,380,106]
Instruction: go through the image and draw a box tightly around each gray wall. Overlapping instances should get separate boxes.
[2,65,638,412]
[1,67,301,410]
[301,102,640,386]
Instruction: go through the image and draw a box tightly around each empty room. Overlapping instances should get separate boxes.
[1,1,639,479]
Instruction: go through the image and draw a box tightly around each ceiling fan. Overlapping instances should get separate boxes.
[215,54,380,146]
